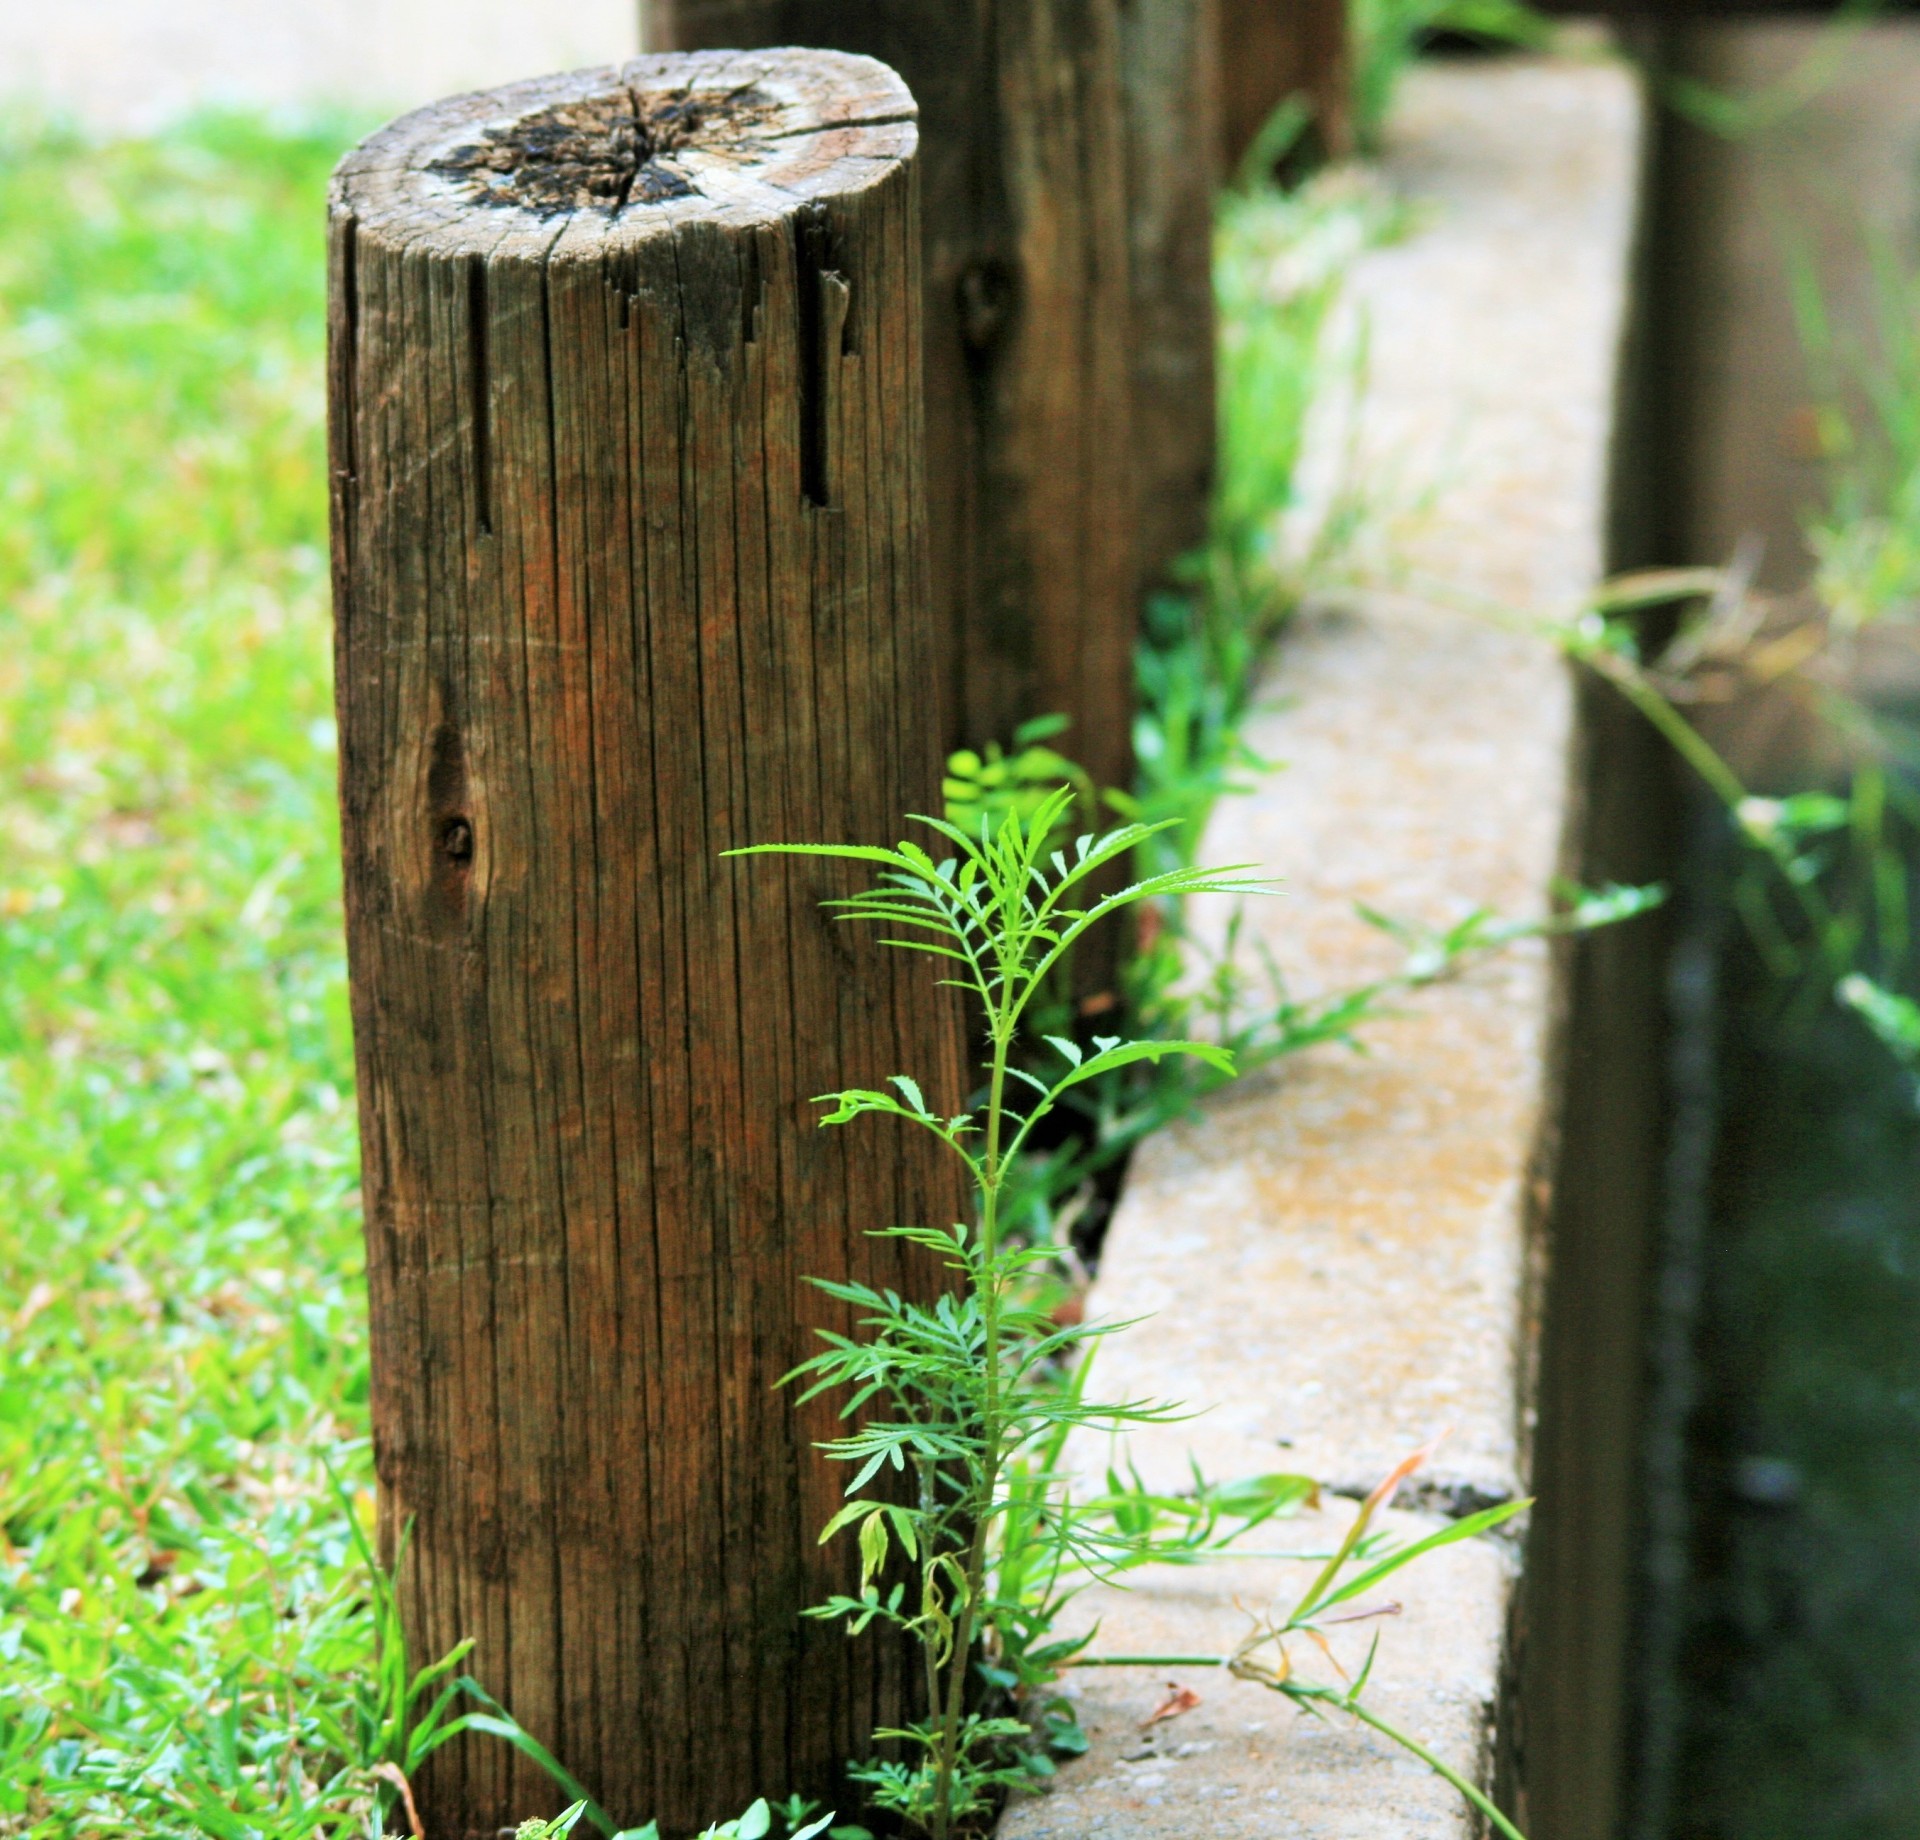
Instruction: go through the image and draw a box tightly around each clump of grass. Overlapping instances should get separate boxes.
[1133,163,1396,869]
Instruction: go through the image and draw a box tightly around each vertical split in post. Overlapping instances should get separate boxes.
[327,50,966,1836]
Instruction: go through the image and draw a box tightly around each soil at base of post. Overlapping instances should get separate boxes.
[327,49,966,1836]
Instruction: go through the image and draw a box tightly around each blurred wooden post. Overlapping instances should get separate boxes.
[1216,0,1352,176]
[647,0,1221,1001]
[327,50,965,1836]
[1124,0,1222,594]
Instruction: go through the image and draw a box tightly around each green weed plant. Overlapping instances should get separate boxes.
[736,802,1532,1838]
[735,799,1290,1837]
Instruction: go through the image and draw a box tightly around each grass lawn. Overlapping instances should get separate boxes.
[0,114,406,1837]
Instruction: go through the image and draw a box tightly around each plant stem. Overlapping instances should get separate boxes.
[917,1455,944,1739]
[930,1031,1013,1840]
[1587,644,1845,958]
[1338,1695,1527,1840]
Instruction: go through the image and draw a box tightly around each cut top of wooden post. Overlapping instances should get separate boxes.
[332,48,916,259]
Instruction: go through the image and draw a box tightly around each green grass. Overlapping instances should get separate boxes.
[0,114,395,1835]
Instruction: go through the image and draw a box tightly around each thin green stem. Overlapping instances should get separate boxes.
[1412,569,1864,980]
[916,1456,943,1741]
[1066,1659,1524,1840]
[930,1028,1013,1840]
[1338,1695,1527,1840]
[1587,645,1845,958]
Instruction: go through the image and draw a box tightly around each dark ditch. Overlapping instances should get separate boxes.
[1609,19,1920,1840]
[1633,787,1920,1840]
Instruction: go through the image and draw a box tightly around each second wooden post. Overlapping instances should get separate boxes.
[648,0,1222,1005]
[328,50,965,1836]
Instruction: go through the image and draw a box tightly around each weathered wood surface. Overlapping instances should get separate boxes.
[1215,0,1351,174]
[327,50,966,1835]
[1124,0,1221,593]
[647,2,1180,854]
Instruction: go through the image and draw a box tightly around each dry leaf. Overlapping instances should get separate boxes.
[1140,1682,1202,1728]
[372,1762,425,1839]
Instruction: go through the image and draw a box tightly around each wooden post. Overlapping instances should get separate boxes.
[1124,0,1222,594]
[327,51,966,1836]
[1215,0,1352,176]
[645,1,1218,1001]
[645,2,1143,790]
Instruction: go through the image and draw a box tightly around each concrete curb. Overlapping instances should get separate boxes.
[999,53,1645,1839]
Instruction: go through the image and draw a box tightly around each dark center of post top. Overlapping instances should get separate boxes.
[429,83,783,216]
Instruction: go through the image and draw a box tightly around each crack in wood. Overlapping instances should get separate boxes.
[429,83,781,219]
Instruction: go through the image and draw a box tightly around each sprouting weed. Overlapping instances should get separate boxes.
[734,794,1310,1837]
[734,795,1548,1839]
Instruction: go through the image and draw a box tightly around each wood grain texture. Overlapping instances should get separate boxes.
[1215,0,1352,174]
[327,50,967,1836]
